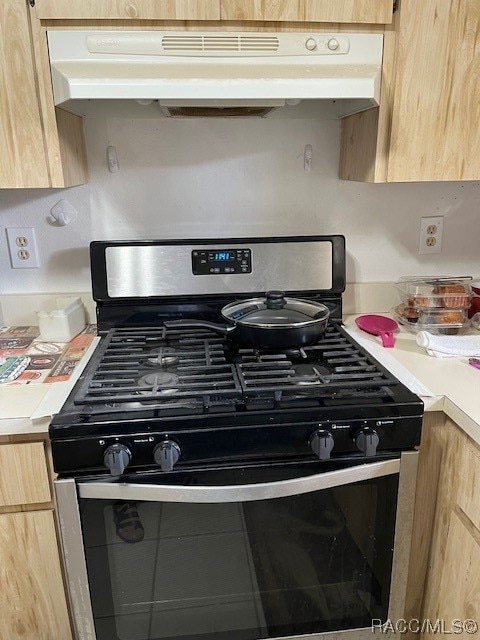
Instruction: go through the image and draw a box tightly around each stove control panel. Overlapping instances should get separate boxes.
[192,248,252,275]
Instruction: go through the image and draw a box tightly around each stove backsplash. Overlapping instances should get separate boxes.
[1,117,479,297]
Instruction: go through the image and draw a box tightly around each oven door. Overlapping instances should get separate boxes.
[55,453,417,640]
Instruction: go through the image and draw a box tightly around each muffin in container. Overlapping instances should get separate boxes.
[394,276,472,334]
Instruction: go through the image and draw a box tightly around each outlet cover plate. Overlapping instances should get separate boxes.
[419,216,444,255]
[6,227,40,268]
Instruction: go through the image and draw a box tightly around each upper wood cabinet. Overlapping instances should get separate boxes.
[340,0,480,182]
[36,0,393,23]
[0,0,87,188]
[34,0,220,20]
[220,0,394,24]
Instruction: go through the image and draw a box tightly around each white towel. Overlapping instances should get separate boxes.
[416,331,480,358]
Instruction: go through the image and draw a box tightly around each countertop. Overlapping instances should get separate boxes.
[0,337,100,439]
[0,323,479,444]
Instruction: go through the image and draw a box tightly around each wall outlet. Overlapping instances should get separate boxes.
[418,216,444,255]
[6,227,40,268]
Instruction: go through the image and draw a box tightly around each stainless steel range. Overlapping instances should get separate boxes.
[52,236,423,640]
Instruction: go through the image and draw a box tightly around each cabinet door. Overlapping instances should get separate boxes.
[0,0,50,187]
[0,510,72,640]
[35,0,220,20]
[0,1,87,188]
[220,0,393,23]
[0,443,51,508]
[410,417,480,634]
[387,0,480,182]
[422,509,480,634]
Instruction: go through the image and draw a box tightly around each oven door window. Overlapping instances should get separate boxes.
[79,463,399,640]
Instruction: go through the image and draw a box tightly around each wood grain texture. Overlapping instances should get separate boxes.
[0,0,50,187]
[35,0,220,20]
[416,417,480,638]
[0,443,51,508]
[43,19,384,33]
[220,0,303,22]
[303,0,393,24]
[55,108,89,187]
[220,0,393,23]
[0,510,72,640]
[387,0,480,182]
[339,107,380,182]
[339,16,398,182]
[457,438,480,531]
[28,8,89,186]
[403,412,447,636]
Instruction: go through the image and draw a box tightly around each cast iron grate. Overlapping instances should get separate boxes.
[72,323,398,414]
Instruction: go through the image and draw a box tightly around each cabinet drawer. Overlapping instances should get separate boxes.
[220,0,394,24]
[35,0,220,20]
[457,438,480,531]
[0,443,51,507]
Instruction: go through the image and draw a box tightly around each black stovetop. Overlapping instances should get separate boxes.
[51,321,416,424]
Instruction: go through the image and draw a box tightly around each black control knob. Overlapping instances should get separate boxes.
[103,443,131,476]
[354,427,380,457]
[310,429,335,461]
[154,440,181,472]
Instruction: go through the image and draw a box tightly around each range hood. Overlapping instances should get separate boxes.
[47,31,383,118]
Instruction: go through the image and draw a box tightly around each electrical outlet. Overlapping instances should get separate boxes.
[6,227,40,268]
[418,216,444,255]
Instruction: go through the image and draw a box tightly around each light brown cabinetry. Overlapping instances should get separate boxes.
[36,0,393,23]
[0,441,72,640]
[35,0,220,20]
[0,0,87,188]
[340,0,480,182]
[405,413,480,637]
[220,0,394,24]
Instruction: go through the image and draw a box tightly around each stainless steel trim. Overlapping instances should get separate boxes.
[104,241,333,298]
[387,450,419,622]
[55,479,97,640]
[78,459,400,503]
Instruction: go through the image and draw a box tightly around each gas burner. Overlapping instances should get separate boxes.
[137,371,180,396]
[147,347,179,367]
[294,364,330,385]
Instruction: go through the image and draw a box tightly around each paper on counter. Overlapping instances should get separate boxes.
[31,337,100,419]
[343,325,435,398]
[0,384,51,419]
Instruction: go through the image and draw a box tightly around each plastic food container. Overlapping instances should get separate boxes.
[394,276,472,334]
[37,297,86,342]
[395,276,472,309]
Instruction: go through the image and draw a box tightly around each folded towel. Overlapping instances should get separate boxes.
[416,331,480,358]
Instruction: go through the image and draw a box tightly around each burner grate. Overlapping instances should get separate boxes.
[71,323,399,415]
[73,327,243,410]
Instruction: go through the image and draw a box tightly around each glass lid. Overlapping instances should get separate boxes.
[222,291,329,327]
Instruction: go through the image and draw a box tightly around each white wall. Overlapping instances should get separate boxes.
[1,111,479,295]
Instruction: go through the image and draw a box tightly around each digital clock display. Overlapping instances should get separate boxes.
[192,248,252,275]
[213,252,234,261]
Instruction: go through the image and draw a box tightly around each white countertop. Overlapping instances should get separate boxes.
[0,325,479,444]
[343,317,480,444]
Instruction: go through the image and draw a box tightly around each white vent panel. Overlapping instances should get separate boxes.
[161,34,279,53]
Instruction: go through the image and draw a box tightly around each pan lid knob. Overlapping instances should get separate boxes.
[265,290,286,310]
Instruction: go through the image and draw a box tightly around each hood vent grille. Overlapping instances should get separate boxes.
[161,105,278,118]
[161,34,280,53]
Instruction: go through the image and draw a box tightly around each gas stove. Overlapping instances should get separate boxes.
[50,236,423,477]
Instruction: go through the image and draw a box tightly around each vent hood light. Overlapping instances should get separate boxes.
[47,31,383,117]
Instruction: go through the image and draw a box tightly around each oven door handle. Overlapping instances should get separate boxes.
[77,458,400,503]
